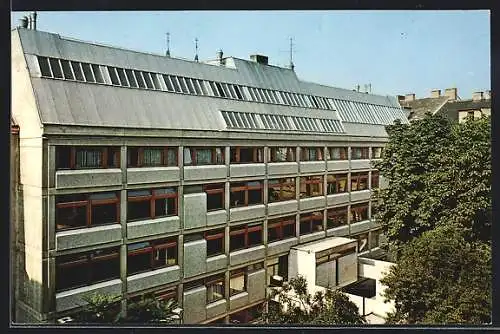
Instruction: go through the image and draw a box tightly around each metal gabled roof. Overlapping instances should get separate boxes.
[14,28,408,137]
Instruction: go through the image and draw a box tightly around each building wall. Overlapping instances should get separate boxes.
[12,30,51,323]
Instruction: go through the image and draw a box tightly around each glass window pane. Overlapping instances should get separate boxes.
[38,56,52,77]
[92,64,104,83]
[49,58,63,78]
[107,66,120,85]
[134,70,146,88]
[60,59,74,80]
[125,69,137,88]
[81,63,95,82]
[116,68,128,86]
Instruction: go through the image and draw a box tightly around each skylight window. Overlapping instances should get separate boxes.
[134,70,146,88]
[49,58,63,79]
[60,60,74,80]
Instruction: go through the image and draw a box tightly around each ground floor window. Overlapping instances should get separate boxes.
[55,247,120,292]
[229,303,265,324]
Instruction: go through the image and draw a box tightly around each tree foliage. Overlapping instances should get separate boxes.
[381,225,491,324]
[374,114,491,251]
[73,293,179,324]
[264,275,365,325]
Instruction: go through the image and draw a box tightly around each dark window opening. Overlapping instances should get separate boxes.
[107,67,120,85]
[327,174,348,194]
[268,178,296,203]
[56,247,120,292]
[299,211,324,235]
[49,58,63,78]
[300,147,324,161]
[230,181,263,207]
[134,70,146,88]
[127,188,178,222]
[267,216,296,243]
[327,206,348,229]
[38,56,52,77]
[205,229,224,257]
[230,147,264,164]
[230,223,263,251]
[269,147,296,162]
[351,172,369,192]
[116,68,128,86]
[127,238,177,275]
[125,69,138,88]
[60,60,74,80]
[350,203,369,223]
[127,147,177,167]
[299,175,324,198]
[56,192,120,230]
[204,183,225,211]
[351,147,369,160]
[92,64,104,83]
[183,147,225,166]
[81,63,95,82]
[327,147,348,160]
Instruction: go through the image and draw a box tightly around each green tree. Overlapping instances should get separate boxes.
[264,275,365,325]
[381,225,491,324]
[73,293,178,324]
[374,114,491,251]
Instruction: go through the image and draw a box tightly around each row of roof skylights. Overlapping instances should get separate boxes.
[220,111,344,134]
[36,56,336,111]
[36,56,406,125]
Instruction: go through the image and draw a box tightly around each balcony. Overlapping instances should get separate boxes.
[327,160,349,172]
[267,162,298,176]
[230,245,265,266]
[267,237,298,257]
[327,193,349,206]
[206,210,227,226]
[299,161,326,174]
[55,224,122,251]
[229,204,265,222]
[299,196,325,211]
[127,166,180,185]
[350,159,371,170]
[350,189,371,202]
[127,216,180,240]
[267,200,298,217]
[183,165,227,182]
[55,169,121,189]
[230,163,265,178]
[126,266,180,294]
[55,279,122,312]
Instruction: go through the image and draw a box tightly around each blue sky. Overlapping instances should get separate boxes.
[11,10,490,99]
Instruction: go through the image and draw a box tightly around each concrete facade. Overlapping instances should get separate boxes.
[11,27,405,324]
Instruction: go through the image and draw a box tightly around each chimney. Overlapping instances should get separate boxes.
[431,89,441,98]
[472,91,483,101]
[483,90,491,100]
[31,12,37,30]
[444,87,457,101]
[216,49,223,65]
[405,93,415,102]
[19,16,29,29]
[250,54,268,65]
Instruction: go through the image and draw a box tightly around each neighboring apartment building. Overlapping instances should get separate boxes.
[399,88,491,123]
[11,27,406,324]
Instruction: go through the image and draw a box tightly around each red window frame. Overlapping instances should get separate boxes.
[205,229,225,257]
[268,147,296,163]
[230,147,264,164]
[351,147,369,160]
[127,188,178,221]
[127,238,178,275]
[56,146,121,170]
[55,192,120,231]
[299,175,324,198]
[326,206,348,229]
[350,203,369,223]
[230,181,263,208]
[327,147,348,160]
[267,216,296,242]
[184,147,225,166]
[300,147,324,161]
[203,183,225,211]
[55,247,120,292]
[351,172,369,192]
[127,146,178,167]
[229,223,263,251]
[268,178,296,203]
[299,211,324,235]
[326,173,348,194]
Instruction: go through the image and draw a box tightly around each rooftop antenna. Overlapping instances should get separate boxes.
[356,84,360,92]
[289,37,295,71]
[194,38,199,62]
[368,83,372,94]
[165,32,171,57]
